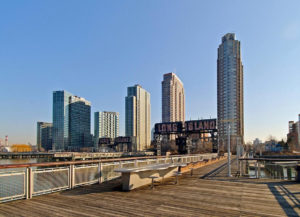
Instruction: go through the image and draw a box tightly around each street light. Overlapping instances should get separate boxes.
[220,119,236,177]
[227,123,232,177]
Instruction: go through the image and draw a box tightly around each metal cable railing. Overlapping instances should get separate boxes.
[0,171,26,202]
[0,153,218,203]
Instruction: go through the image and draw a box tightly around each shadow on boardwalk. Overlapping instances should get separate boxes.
[268,183,300,217]
[200,159,300,217]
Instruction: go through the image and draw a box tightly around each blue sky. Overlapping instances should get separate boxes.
[1,0,300,145]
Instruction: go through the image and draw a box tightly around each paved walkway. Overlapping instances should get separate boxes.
[1,158,300,216]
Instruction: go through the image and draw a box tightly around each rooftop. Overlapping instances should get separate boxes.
[163,72,184,85]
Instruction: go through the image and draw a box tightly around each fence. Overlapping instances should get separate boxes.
[0,153,217,203]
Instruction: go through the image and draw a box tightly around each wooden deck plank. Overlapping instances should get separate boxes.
[1,158,300,216]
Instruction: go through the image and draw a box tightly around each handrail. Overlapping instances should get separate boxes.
[0,154,213,169]
[0,156,158,169]
[238,158,300,161]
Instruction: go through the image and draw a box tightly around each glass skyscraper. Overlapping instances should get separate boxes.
[217,33,244,150]
[41,124,53,151]
[68,96,91,151]
[52,90,73,151]
[125,85,151,151]
[37,121,52,151]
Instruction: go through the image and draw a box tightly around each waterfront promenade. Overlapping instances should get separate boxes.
[1,159,299,217]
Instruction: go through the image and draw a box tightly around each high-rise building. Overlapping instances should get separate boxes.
[41,124,53,151]
[37,122,52,151]
[287,118,300,151]
[52,90,73,151]
[125,84,151,151]
[162,72,185,123]
[298,114,300,146]
[69,96,91,151]
[217,33,244,150]
[94,111,119,145]
[289,121,295,133]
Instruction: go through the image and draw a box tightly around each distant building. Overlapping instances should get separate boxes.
[298,114,300,147]
[10,144,32,152]
[37,122,52,151]
[52,90,73,151]
[289,121,294,133]
[217,33,244,151]
[125,84,151,151]
[253,138,263,154]
[94,111,119,145]
[52,90,93,151]
[265,140,283,153]
[253,138,262,146]
[68,96,91,151]
[162,72,185,123]
[287,119,299,151]
[41,123,53,151]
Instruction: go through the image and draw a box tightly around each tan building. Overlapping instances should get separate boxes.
[125,84,151,151]
[217,33,244,151]
[162,73,185,123]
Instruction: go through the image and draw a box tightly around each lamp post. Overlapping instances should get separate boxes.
[227,123,231,177]
[220,119,236,177]
[236,136,240,173]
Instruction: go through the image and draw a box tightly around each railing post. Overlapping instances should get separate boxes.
[25,168,30,199]
[255,161,258,178]
[258,162,261,178]
[70,164,75,188]
[98,162,102,184]
[69,165,71,189]
[27,167,33,199]
[240,160,243,176]
[134,159,137,167]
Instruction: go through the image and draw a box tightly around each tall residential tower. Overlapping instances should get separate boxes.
[94,111,119,145]
[217,33,244,150]
[162,72,185,123]
[125,85,151,151]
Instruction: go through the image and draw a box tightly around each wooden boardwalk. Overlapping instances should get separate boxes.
[1,159,300,217]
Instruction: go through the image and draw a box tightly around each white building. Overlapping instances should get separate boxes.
[94,111,119,146]
[125,84,151,151]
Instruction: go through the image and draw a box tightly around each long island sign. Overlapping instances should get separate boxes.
[154,119,217,135]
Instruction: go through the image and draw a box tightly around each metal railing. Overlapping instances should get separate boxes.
[0,153,218,203]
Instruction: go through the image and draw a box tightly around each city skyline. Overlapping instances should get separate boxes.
[1,1,300,145]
